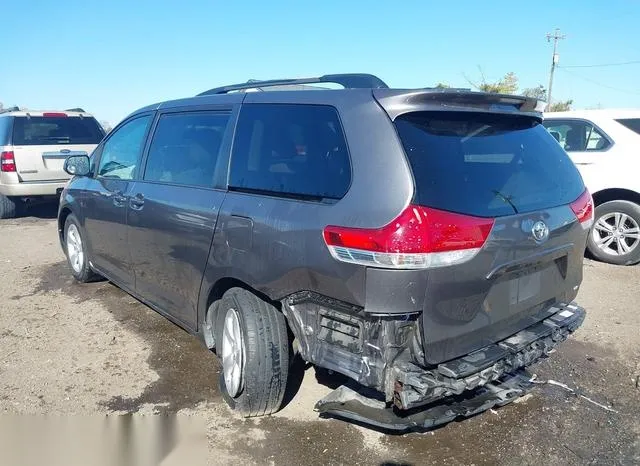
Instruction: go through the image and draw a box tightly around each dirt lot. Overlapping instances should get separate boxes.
[1,206,639,465]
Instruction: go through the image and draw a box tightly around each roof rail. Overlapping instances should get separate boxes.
[65,107,86,112]
[197,73,389,96]
[0,106,20,114]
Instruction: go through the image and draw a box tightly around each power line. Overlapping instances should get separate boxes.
[560,60,640,68]
[557,67,640,95]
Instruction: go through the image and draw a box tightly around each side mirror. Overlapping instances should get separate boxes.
[64,155,91,177]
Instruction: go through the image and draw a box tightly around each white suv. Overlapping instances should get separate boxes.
[544,109,640,265]
[0,107,104,218]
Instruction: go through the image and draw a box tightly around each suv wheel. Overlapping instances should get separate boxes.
[216,288,289,417]
[587,200,640,265]
[0,194,18,219]
[64,214,100,282]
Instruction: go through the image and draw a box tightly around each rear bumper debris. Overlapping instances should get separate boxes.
[315,302,585,431]
[316,370,534,432]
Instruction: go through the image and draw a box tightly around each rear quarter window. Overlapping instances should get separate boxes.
[229,104,351,200]
[0,117,12,145]
[395,112,585,217]
[12,116,104,146]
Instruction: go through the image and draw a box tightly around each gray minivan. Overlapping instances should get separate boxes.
[58,74,592,430]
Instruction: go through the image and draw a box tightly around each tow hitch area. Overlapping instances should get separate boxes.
[316,370,534,432]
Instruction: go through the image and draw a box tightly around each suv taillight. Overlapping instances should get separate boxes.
[323,205,495,269]
[0,151,16,172]
[570,189,594,228]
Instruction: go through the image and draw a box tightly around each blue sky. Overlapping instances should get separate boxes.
[2,0,639,125]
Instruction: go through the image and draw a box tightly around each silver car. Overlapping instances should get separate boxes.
[0,107,104,218]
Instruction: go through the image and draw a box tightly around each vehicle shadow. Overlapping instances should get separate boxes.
[22,201,58,219]
[280,354,308,410]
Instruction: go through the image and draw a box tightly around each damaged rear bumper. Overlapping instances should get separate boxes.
[315,302,585,430]
[316,369,534,432]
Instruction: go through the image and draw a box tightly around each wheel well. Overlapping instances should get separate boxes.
[58,207,72,242]
[203,277,282,348]
[592,188,640,207]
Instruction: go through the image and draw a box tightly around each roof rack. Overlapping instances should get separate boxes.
[0,106,20,114]
[197,73,389,96]
[65,108,86,112]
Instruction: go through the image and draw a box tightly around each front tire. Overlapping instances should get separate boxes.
[216,288,289,417]
[587,200,640,265]
[64,214,100,282]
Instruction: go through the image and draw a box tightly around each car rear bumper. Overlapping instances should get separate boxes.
[391,302,585,410]
[0,178,68,197]
[315,302,585,431]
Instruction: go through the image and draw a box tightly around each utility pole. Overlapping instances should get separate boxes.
[546,28,566,111]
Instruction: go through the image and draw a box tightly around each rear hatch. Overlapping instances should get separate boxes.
[392,109,591,364]
[10,114,104,182]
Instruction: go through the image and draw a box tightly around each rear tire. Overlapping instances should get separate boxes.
[216,288,289,417]
[587,200,640,266]
[64,214,100,282]
[0,194,18,219]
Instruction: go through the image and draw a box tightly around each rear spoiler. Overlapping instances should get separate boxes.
[373,88,546,120]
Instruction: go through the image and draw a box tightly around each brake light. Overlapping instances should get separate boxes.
[42,112,67,117]
[0,151,16,172]
[570,189,594,228]
[323,205,495,269]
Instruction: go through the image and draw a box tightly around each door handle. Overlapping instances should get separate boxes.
[129,194,145,210]
[112,192,127,208]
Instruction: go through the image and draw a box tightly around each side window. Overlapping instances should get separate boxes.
[616,118,640,135]
[97,115,151,179]
[229,104,351,200]
[144,112,230,188]
[543,120,611,152]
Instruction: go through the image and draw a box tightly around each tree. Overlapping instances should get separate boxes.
[467,69,519,94]
[521,85,547,101]
[0,102,3,111]
[547,99,573,112]
[434,83,450,89]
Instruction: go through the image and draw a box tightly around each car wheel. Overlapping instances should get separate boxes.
[0,194,18,219]
[64,214,100,282]
[587,200,640,265]
[216,287,289,417]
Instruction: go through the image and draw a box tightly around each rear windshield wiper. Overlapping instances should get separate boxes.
[492,190,519,214]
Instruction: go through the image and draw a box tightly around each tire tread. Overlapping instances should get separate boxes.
[218,288,289,417]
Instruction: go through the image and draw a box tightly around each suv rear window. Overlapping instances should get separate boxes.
[395,112,585,217]
[616,118,640,135]
[12,116,104,146]
[229,104,351,200]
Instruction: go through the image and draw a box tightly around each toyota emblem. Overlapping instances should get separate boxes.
[531,221,549,242]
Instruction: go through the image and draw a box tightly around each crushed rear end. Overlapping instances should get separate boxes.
[291,89,592,430]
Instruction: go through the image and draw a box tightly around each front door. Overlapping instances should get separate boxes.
[82,114,153,287]
[127,109,234,329]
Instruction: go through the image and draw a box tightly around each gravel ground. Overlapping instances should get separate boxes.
[1,206,639,465]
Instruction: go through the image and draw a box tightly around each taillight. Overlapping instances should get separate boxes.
[42,112,68,117]
[323,205,495,269]
[0,151,16,172]
[570,189,594,228]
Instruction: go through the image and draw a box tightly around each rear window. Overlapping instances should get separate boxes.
[229,104,351,200]
[616,118,640,135]
[395,112,585,217]
[12,116,104,146]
